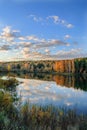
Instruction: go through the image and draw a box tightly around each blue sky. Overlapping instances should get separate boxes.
[0,0,87,61]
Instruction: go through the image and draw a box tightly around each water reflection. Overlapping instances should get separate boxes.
[1,72,87,113]
[2,72,87,91]
[53,75,87,91]
[16,78,87,114]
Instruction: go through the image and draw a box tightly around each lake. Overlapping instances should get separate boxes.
[2,73,87,114]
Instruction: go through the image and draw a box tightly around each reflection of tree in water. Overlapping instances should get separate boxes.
[16,73,87,91]
[1,72,87,91]
[75,75,87,91]
[53,75,75,88]
[53,74,87,91]
[53,75,65,86]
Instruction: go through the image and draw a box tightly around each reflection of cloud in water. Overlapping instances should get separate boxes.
[65,102,73,106]
[16,78,87,113]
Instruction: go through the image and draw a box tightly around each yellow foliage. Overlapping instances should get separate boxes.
[7,65,11,71]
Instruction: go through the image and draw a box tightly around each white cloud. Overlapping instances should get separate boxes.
[2,26,11,33]
[21,47,30,58]
[64,34,71,39]
[45,49,50,53]
[45,49,50,55]
[20,47,87,61]
[47,15,60,24]
[15,35,70,49]
[0,26,20,42]
[26,35,39,41]
[23,47,30,52]
[0,44,11,51]
[0,25,86,61]
[29,15,43,22]
[56,48,83,59]
[66,23,73,28]
[35,39,70,49]
[28,14,74,28]
[18,36,26,41]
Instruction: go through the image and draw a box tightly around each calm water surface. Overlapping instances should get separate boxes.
[13,73,87,114]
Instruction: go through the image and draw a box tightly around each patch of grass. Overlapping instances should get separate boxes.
[0,98,87,130]
[17,103,87,130]
[0,77,19,91]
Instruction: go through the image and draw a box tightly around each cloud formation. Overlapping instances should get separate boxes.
[0,26,86,61]
[20,47,87,61]
[28,14,73,28]
[47,16,60,24]
[64,34,71,39]
[0,44,11,51]
[34,39,70,48]
[29,15,43,22]
[0,26,20,42]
